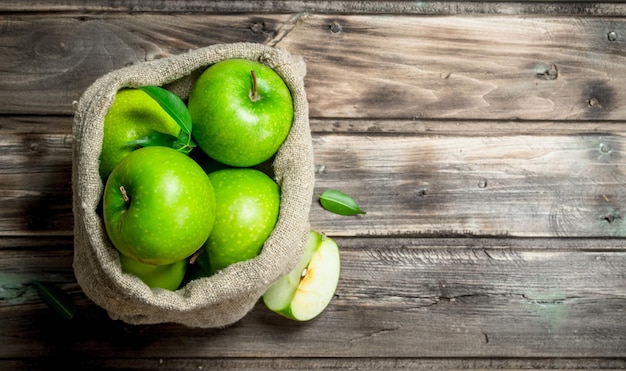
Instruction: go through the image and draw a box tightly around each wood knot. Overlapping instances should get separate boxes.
[587,98,603,108]
[605,214,616,223]
[599,143,612,154]
[250,21,266,34]
[329,22,342,33]
[535,63,558,80]
[542,64,558,80]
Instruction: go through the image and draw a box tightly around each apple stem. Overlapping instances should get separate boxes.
[189,247,204,264]
[249,70,261,102]
[119,185,130,203]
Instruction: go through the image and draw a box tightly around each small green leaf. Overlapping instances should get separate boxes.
[173,131,197,154]
[319,189,366,216]
[34,281,77,320]
[140,86,192,135]
[127,132,178,148]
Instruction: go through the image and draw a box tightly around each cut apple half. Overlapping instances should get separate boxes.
[263,231,341,321]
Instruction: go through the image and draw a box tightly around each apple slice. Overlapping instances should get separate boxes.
[263,231,341,321]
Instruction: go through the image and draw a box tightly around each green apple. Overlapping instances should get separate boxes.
[202,168,280,274]
[263,231,341,321]
[103,146,216,265]
[119,253,187,291]
[99,88,182,181]
[188,59,293,167]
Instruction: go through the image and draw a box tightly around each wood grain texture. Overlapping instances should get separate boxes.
[311,132,626,237]
[0,117,73,235]
[2,14,626,121]
[281,15,626,120]
[3,1,626,16]
[3,116,626,237]
[2,4,626,367]
[3,357,626,370]
[0,14,290,115]
[1,243,625,358]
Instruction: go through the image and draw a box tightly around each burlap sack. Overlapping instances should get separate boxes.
[72,43,314,328]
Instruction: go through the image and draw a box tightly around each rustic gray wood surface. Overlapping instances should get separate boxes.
[1,1,625,369]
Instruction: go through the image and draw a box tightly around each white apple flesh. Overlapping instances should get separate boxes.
[263,231,340,321]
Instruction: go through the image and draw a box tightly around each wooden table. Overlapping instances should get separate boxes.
[2,1,626,369]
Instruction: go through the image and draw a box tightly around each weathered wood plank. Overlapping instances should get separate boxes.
[5,236,626,306]
[3,357,626,370]
[0,116,74,235]
[2,15,626,120]
[2,243,625,358]
[2,2,625,368]
[0,14,291,115]
[3,116,626,237]
[284,15,626,120]
[3,1,626,16]
[311,132,626,237]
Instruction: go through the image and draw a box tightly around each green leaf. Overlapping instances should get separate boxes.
[34,281,77,320]
[319,189,366,216]
[127,132,178,148]
[173,132,197,155]
[140,86,192,135]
